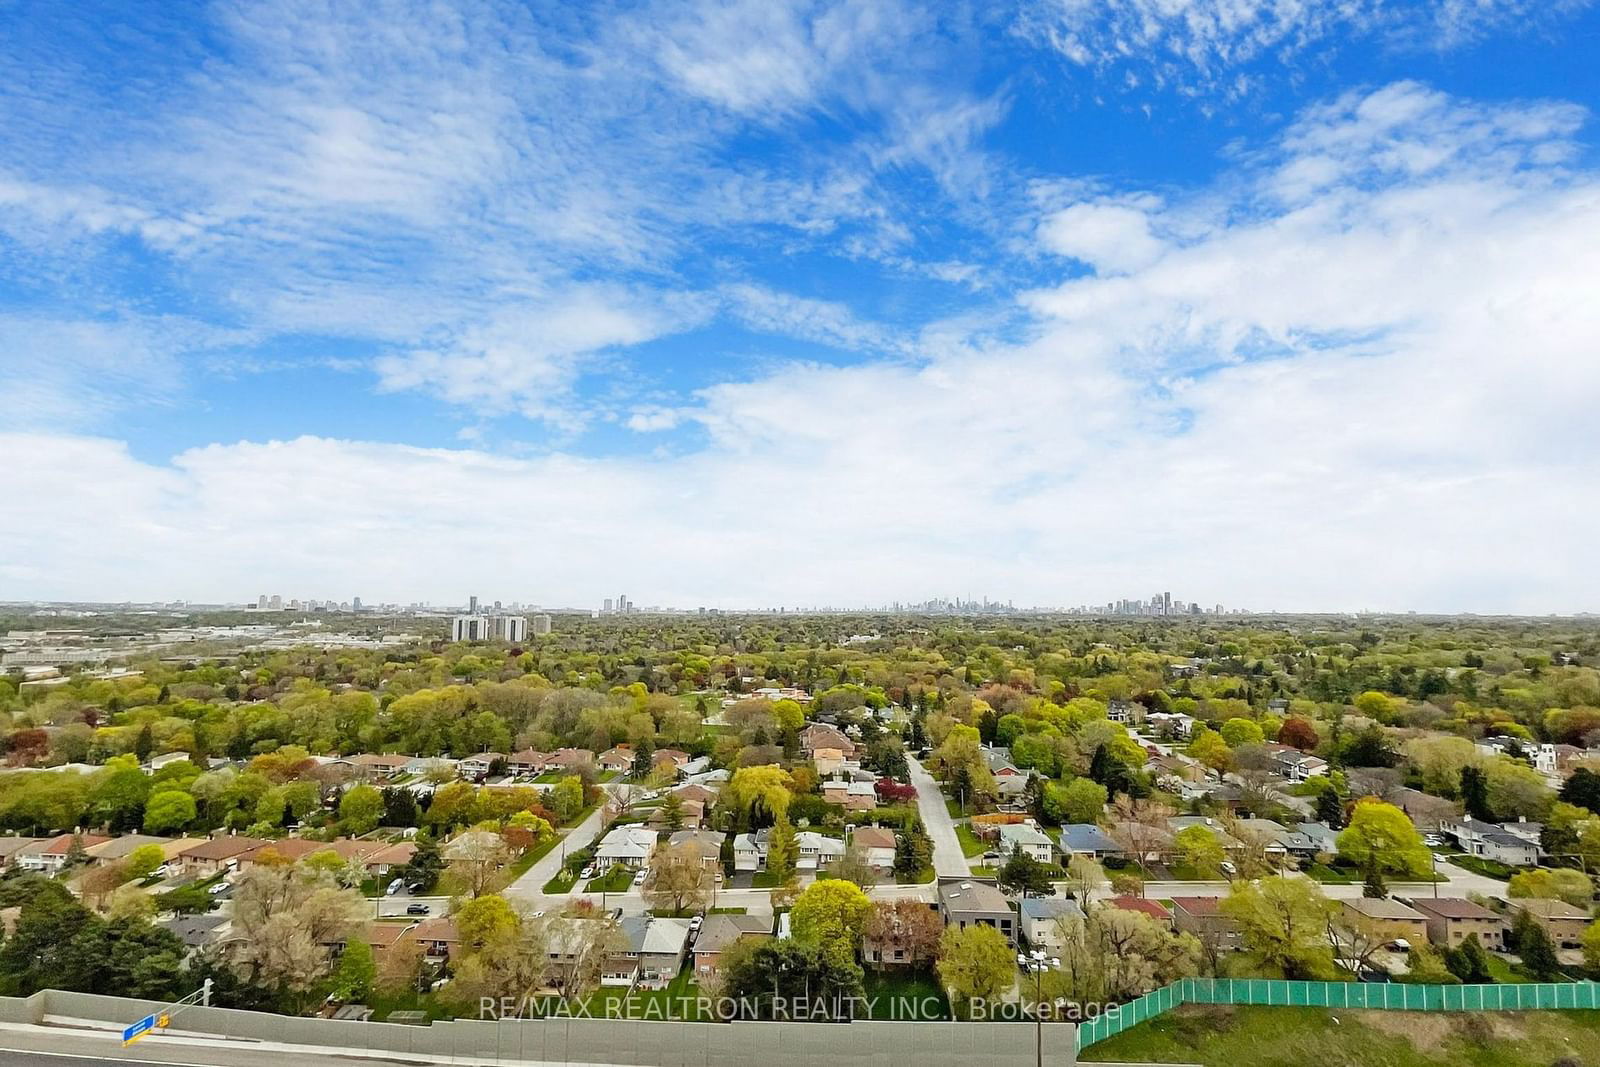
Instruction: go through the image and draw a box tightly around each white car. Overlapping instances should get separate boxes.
[207,881,231,895]
[386,878,405,896]
[579,866,594,879]
[632,868,649,886]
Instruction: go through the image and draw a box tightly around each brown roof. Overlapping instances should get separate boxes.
[1512,898,1590,919]
[347,753,410,769]
[182,836,267,861]
[364,842,417,867]
[411,916,459,943]
[852,827,897,850]
[43,833,110,855]
[1168,896,1223,916]
[1107,896,1172,920]
[1406,897,1500,921]
[363,921,418,948]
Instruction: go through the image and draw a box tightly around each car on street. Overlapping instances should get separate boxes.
[406,902,430,915]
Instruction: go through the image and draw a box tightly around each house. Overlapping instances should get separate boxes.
[1341,898,1429,946]
[1393,787,1459,832]
[1146,712,1196,739]
[179,836,267,876]
[1058,824,1123,860]
[144,752,192,774]
[733,830,767,872]
[1169,897,1241,950]
[794,831,846,870]
[1019,897,1084,953]
[652,749,691,773]
[1534,743,1582,778]
[996,823,1055,864]
[615,916,691,990]
[851,826,898,870]
[822,779,878,811]
[84,834,177,866]
[800,724,856,758]
[1264,745,1327,783]
[693,914,771,979]
[410,916,460,962]
[341,753,412,781]
[863,904,941,968]
[458,752,505,779]
[1403,897,1507,950]
[16,833,112,873]
[648,798,704,829]
[597,747,635,773]
[1474,736,1523,760]
[1506,898,1591,949]
[1107,700,1142,725]
[1105,897,1172,925]
[362,842,417,877]
[994,773,1032,809]
[982,748,1022,777]
[1147,754,1205,784]
[1441,817,1541,867]
[1285,822,1340,857]
[361,920,420,964]
[507,749,552,775]
[0,838,41,871]
[544,748,598,773]
[666,829,724,868]
[594,826,658,869]
[811,747,851,776]
[936,878,1015,945]
[673,784,718,808]
[156,914,229,955]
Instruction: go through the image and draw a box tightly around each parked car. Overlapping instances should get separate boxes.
[689,915,703,931]
[153,864,174,878]
[632,868,649,886]
[1220,861,1237,877]
[386,878,405,896]
[207,881,231,896]
[406,902,430,916]
[579,866,594,879]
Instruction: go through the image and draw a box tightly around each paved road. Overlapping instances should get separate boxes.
[503,794,612,906]
[0,1028,413,1067]
[906,755,969,878]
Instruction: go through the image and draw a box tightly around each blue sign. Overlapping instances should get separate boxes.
[122,1014,157,1046]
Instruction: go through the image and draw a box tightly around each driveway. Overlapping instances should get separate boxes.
[906,755,970,878]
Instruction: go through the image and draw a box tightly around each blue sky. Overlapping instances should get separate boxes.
[3,0,1599,611]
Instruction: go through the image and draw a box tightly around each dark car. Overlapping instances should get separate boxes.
[405,903,430,916]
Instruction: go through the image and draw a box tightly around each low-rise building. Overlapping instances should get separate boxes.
[1341,897,1429,946]
[458,753,504,779]
[615,916,691,990]
[179,835,266,876]
[1404,897,1506,950]
[692,914,771,980]
[1058,824,1123,860]
[1019,897,1084,953]
[936,878,1015,945]
[1441,817,1541,867]
[851,826,898,870]
[594,826,657,869]
[996,823,1055,864]
[1105,897,1172,926]
[16,833,112,873]
[665,829,724,869]
[1169,896,1241,950]
[1508,898,1592,949]
[411,916,459,962]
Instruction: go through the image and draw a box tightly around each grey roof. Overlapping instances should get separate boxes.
[157,914,228,949]
[938,878,1012,914]
[1019,897,1085,922]
[620,915,691,955]
[998,824,1054,848]
[1059,825,1122,854]
[693,913,771,953]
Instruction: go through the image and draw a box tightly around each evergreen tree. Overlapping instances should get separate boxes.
[1560,767,1600,815]
[1461,765,1493,822]
[1088,743,1112,785]
[1315,785,1345,829]
[998,847,1053,897]
[632,743,654,780]
[134,725,154,764]
[1518,915,1562,980]
[1444,933,1493,983]
[1361,858,1387,899]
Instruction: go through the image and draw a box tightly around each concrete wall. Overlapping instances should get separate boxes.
[21,989,1077,1067]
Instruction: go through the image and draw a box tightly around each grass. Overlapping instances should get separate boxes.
[1446,855,1517,881]
[751,869,787,888]
[543,868,580,894]
[861,969,949,1020]
[575,966,711,1021]
[1305,862,1360,884]
[894,866,936,885]
[955,824,988,858]
[708,906,748,914]
[1088,1004,1600,1067]
[585,865,635,893]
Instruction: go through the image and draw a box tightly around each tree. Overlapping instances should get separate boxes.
[1507,867,1594,908]
[862,899,943,969]
[998,847,1054,897]
[1186,728,1231,773]
[444,829,512,898]
[936,924,1015,1016]
[766,817,798,880]
[643,842,715,915]
[1221,876,1337,979]
[1315,784,1346,829]
[1220,718,1264,748]
[455,894,520,952]
[1460,764,1493,821]
[1486,760,1553,821]
[1174,825,1225,878]
[329,938,375,1002]
[1336,799,1431,880]
[1044,778,1107,826]
[791,879,871,967]
[124,843,166,882]
[1516,911,1562,980]
[140,790,196,838]
[719,938,864,1019]
[1050,906,1200,1002]
[1064,854,1103,901]
[723,766,794,828]
[398,834,443,892]
[546,776,585,823]
[1583,919,1600,978]
[1560,767,1600,815]
[225,863,370,1011]
[1444,933,1493,984]
[338,784,384,835]
[829,843,879,890]
[1277,717,1319,751]
[893,827,932,880]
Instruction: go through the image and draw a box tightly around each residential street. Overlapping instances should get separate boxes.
[503,793,611,906]
[906,755,970,877]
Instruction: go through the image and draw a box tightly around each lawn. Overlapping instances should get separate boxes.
[1089,1004,1600,1067]
[1445,855,1516,881]
[861,969,949,1020]
[955,824,988,859]
[576,967,712,1021]
[586,865,635,893]
[894,866,936,885]
[751,869,787,888]
[543,868,579,894]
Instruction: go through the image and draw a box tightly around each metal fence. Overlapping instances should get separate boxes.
[1075,977,1600,1053]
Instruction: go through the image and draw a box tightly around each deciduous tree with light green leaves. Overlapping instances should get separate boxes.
[1045,778,1107,826]
[936,923,1016,1016]
[1508,866,1594,908]
[1174,824,1225,878]
[1221,875,1338,979]
[1186,727,1231,773]
[790,878,871,967]
[142,789,196,834]
[338,784,384,835]
[1336,799,1432,880]
[1220,718,1264,748]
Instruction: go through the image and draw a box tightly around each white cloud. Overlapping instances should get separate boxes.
[1037,197,1167,274]
[3,82,1596,612]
